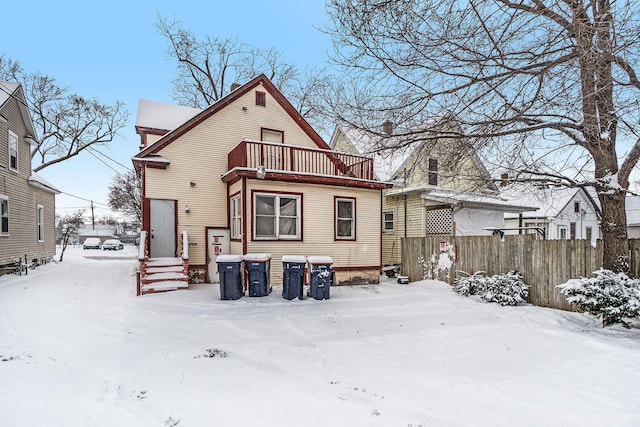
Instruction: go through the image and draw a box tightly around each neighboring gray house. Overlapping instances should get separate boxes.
[503,185,601,245]
[0,81,59,273]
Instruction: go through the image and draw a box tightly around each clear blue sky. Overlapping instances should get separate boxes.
[1,0,332,220]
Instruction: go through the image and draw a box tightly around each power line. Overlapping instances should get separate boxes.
[58,190,110,208]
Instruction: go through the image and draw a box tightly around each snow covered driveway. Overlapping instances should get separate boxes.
[0,247,638,426]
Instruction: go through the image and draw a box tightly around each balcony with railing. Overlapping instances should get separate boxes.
[226,140,376,182]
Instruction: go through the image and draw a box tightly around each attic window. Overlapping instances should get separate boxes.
[256,91,266,107]
[574,201,580,213]
[428,158,438,186]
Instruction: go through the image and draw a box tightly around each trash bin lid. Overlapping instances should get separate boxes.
[243,253,272,261]
[307,256,333,264]
[282,255,307,263]
[216,254,244,263]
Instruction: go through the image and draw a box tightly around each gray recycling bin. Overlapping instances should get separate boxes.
[282,255,307,300]
[244,253,272,297]
[216,254,244,300]
[307,256,333,300]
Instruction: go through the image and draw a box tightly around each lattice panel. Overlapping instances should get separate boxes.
[426,208,453,235]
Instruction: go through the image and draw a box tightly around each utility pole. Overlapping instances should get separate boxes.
[91,200,95,230]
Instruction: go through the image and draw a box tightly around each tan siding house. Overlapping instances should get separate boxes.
[330,122,534,269]
[0,82,59,273]
[134,75,388,291]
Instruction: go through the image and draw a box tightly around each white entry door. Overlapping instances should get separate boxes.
[150,199,176,258]
[207,229,230,283]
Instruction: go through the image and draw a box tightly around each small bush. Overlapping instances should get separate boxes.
[453,271,529,306]
[557,269,640,327]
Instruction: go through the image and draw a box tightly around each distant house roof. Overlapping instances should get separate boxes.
[135,99,202,132]
[503,186,601,219]
[77,224,116,238]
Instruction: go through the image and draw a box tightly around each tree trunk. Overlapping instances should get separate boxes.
[598,190,629,273]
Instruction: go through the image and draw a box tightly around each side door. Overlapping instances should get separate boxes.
[207,228,230,283]
[150,199,176,258]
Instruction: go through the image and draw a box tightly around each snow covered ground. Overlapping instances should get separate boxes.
[0,246,639,427]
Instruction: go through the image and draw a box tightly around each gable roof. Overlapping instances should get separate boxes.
[503,185,601,219]
[135,74,329,159]
[331,120,498,191]
[0,81,39,141]
[329,125,399,181]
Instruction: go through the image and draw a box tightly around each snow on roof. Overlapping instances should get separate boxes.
[502,185,600,219]
[135,99,202,131]
[0,81,19,108]
[28,173,61,194]
[392,187,536,213]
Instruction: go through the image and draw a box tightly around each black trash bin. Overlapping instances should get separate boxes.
[244,253,272,297]
[216,255,244,300]
[282,255,307,300]
[307,256,333,300]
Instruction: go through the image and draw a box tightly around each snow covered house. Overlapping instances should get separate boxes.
[133,75,388,292]
[502,186,601,244]
[330,121,534,267]
[0,82,59,274]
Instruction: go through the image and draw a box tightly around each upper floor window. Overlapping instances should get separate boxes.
[256,91,266,107]
[230,194,242,239]
[336,197,356,240]
[383,211,394,232]
[8,130,18,171]
[37,204,44,242]
[0,196,8,234]
[574,201,580,213]
[254,192,301,240]
[428,158,438,186]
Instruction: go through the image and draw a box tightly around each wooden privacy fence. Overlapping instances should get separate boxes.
[399,235,640,312]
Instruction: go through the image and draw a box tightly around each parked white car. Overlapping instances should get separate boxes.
[102,239,124,250]
[83,238,102,249]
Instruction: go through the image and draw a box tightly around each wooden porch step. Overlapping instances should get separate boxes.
[141,280,190,294]
[141,271,188,284]
[147,257,183,268]
[146,265,185,274]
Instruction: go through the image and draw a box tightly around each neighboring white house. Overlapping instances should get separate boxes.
[503,186,601,244]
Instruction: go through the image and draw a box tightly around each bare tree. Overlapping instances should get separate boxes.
[326,0,640,272]
[0,55,129,172]
[107,169,141,223]
[57,210,84,262]
[156,17,334,137]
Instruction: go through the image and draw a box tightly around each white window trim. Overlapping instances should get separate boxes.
[37,204,45,242]
[383,210,394,233]
[8,130,18,172]
[230,195,242,239]
[558,226,568,240]
[253,193,301,240]
[335,197,355,240]
[0,195,8,235]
